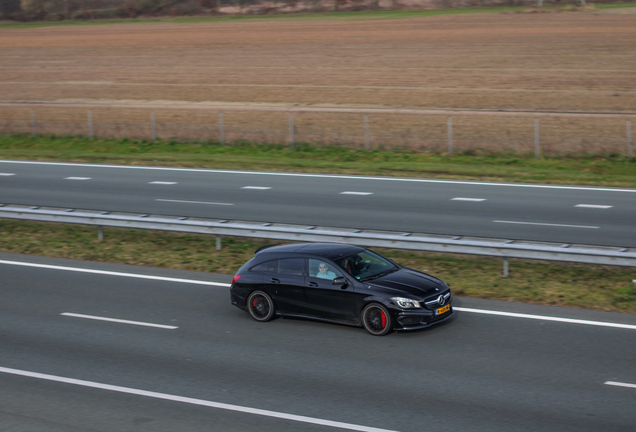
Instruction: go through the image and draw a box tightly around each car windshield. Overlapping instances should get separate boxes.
[334,249,398,281]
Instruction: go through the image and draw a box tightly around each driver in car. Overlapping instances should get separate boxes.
[316,262,336,280]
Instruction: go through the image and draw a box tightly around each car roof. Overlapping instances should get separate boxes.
[255,243,366,260]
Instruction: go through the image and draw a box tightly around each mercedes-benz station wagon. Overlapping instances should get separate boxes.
[230,243,453,336]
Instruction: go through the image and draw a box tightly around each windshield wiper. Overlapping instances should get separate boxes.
[361,267,398,281]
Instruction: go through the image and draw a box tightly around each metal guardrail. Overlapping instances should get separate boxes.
[1,204,635,275]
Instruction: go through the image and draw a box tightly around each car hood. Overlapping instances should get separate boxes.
[365,268,446,298]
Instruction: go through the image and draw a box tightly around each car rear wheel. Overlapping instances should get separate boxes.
[362,303,393,336]
[247,291,275,322]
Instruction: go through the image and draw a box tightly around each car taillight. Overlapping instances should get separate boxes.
[232,274,242,285]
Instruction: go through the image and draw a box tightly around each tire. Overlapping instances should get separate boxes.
[361,303,393,336]
[247,291,275,322]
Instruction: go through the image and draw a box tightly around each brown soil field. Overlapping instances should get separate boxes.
[1,11,635,152]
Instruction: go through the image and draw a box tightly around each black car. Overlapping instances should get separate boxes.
[230,243,453,336]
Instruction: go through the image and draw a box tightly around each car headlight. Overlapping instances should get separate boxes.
[391,297,422,309]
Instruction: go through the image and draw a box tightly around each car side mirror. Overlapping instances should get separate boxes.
[332,277,347,286]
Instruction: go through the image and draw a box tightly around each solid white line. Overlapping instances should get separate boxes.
[575,204,613,209]
[61,313,178,329]
[2,259,634,331]
[155,199,234,206]
[454,307,636,330]
[0,260,231,287]
[340,191,373,195]
[241,186,271,190]
[604,381,636,389]
[149,181,178,185]
[3,160,633,193]
[493,220,599,229]
[451,197,486,201]
[64,177,91,180]
[0,173,15,176]
[0,367,397,432]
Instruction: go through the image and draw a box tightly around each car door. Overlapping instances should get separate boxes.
[258,258,307,315]
[305,259,356,322]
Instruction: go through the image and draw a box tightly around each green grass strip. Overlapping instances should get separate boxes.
[1,220,634,313]
[1,134,635,187]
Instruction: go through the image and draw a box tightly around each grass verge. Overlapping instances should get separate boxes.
[1,220,634,314]
[1,134,635,187]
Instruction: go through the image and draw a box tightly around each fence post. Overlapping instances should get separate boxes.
[447,116,453,154]
[31,109,36,138]
[151,111,156,142]
[289,113,294,149]
[628,120,632,160]
[534,118,540,159]
[216,234,222,251]
[219,112,225,144]
[503,257,509,278]
[98,226,103,242]
[364,115,370,151]
[87,110,93,140]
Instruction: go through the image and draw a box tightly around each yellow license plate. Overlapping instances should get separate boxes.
[436,304,450,315]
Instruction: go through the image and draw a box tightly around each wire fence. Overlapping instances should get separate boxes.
[1,105,633,157]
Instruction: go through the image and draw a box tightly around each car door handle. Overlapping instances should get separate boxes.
[270,278,281,284]
[308,282,319,287]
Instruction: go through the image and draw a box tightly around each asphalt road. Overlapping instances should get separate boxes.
[1,160,635,248]
[1,252,635,432]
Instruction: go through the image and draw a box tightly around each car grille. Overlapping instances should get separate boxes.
[422,292,451,310]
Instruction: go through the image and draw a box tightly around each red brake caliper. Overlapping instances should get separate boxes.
[381,311,387,328]
[253,299,258,307]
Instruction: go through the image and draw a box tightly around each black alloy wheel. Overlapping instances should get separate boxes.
[362,303,393,336]
[247,291,275,322]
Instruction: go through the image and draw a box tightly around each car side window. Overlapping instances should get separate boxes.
[251,259,279,273]
[278,258,305,276]
[309,259,342,280]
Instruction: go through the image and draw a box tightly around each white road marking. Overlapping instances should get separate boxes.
[575,204,613,209]
[0,260,229,287]
[64,177,91,180]
[451,197,486,201]
[149,181,177,185]
[155,199,234,206]
[340,191,373,195]
[61,313,178,329]
[604,381,636,389]
[0,173,15,176]
[4,160,633,193]
[241,186,271,190]
[0,367,398,432]
[493,220,599,229]
[3,259,634,331]
[454,307,636,330]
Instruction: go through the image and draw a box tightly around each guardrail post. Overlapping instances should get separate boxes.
[98,226,103,242]
[151,111,156,142]
[447,116,453,155]
[219,112,225,145]
[364,115,370,151]
[289,113,294,149]
[216,234,222,251]
[31,109,36,138]
[534,118,540,159]
[503,257,509,278]
[88,110,93,140]
[627,120,632,160]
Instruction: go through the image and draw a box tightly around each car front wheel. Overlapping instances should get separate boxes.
[361,303,393,336]
[247,291,275,322]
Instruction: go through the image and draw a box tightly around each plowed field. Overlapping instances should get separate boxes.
[1,11,635,152]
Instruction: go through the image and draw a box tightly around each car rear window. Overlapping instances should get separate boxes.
[251,260,279,273]
[278,258,305,276]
